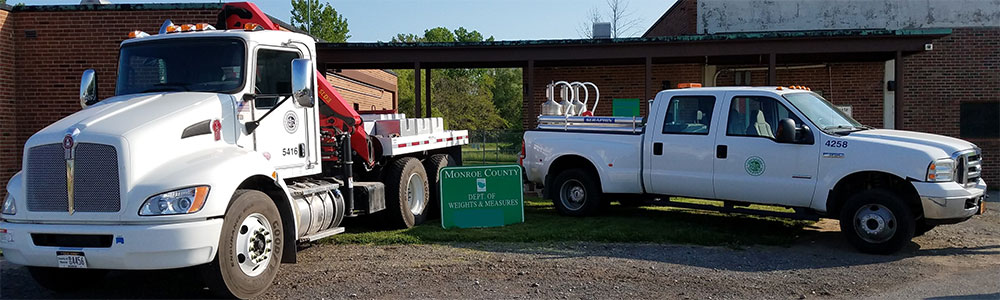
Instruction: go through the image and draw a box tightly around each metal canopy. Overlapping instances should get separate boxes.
[317,29,949,69]
[315,29,949,126]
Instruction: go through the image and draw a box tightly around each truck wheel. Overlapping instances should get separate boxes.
[385,157,430,228]
[551,168,603,216]
[27,267,107,292]
[424,154,457,219]
[839,188,915,254]
[202,190,283,299]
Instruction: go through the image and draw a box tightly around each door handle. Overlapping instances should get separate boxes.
[653,142,663,156]
[716,145,727,159]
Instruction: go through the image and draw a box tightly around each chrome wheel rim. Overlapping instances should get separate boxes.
[406,173,426,215]
[560,179,586,211]
[235,212,273,277]
[853,203,897,244]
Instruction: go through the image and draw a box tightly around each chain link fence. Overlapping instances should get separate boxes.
[461,130,524,165]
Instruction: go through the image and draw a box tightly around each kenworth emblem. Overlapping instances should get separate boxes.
[62,134,74,159]
[63,130,79,214]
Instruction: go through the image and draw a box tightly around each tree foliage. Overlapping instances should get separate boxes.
[290,0,350,42]
[392,27,522,130]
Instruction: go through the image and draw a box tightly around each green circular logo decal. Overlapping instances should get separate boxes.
[745,156,766,176]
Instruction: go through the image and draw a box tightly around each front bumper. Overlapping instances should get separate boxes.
[0,219,222,270]
[912,179,987,221]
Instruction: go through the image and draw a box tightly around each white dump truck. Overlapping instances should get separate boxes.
[0,2,467,298]
[523,85,986,254]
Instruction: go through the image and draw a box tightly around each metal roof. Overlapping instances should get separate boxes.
[316,29,951,69]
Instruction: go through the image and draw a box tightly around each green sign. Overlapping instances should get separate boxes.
[439,165,524,229]
[612,98,640,117]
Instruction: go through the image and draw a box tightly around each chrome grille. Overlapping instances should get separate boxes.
[73,143,120,212]
[956,149,982,188]
[26,144,69,212]
[964,151,982,188]
[25,143,121,213]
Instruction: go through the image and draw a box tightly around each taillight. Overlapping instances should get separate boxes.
[518,138,526,166]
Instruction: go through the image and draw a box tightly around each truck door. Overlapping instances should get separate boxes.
[645,93,722,199]
[712,93,818,207]
[251,47,316,176]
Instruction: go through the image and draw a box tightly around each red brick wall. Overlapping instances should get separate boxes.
[0,8,15,201]
[714,63,886,128]
[903,27,1000,186]
[643,0,698,37]
[525,64,703,128]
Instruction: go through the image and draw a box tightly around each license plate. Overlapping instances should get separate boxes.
[56,251,88,269]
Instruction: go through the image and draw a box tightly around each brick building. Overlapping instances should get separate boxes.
[530,0,998,186]
[0,3,396,199]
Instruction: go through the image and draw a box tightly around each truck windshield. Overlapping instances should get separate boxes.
[784,92,863,132]
[116,39,245,96]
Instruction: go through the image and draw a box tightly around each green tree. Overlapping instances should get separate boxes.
[391,27,519,130]
[290,0,350,42]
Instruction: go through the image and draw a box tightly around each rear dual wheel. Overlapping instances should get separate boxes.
[385,157,432,228]
[551,168,604,216]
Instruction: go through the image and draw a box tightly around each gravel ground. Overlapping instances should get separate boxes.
[2,201,998,299]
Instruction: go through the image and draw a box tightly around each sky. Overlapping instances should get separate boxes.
[15,0,676,42]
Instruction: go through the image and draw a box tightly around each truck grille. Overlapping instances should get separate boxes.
[956,149,982,188]
[25,143,121,213]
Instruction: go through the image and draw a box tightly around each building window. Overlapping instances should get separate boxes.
[734,71,751,86]
[960,102,1000,138]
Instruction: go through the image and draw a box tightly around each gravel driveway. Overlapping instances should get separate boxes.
[3,201,998,299]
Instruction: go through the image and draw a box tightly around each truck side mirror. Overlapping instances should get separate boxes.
[776,118,796,143]
[80,69,98,108]
[290,58,314,108]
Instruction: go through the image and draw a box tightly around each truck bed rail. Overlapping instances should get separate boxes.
[536,116,644,133]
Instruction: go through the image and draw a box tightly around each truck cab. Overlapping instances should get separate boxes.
[0,4,467,298]
[524,85,986,254]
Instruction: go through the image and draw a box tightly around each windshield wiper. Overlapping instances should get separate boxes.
[822,125,856,131]
[138,82,190,93]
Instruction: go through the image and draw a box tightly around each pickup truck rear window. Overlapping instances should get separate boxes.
[662,96,715,135]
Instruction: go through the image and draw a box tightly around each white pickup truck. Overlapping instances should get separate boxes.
[523,86,986,254]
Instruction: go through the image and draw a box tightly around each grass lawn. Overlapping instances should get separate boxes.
[327,197,814,248]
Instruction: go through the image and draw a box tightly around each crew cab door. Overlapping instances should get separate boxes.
[644,92,723,199]
[250,47,317,176]
[712,92,818,207]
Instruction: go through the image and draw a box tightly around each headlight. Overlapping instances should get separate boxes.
[926,158,956,182]
[139,186,209,216]
[2,194,15,215]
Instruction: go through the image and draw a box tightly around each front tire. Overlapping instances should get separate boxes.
[385,157,431,228]
[27,267,108,292]
[551,168,603,216]
[202,190,283,299]
[839,188,915,254]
